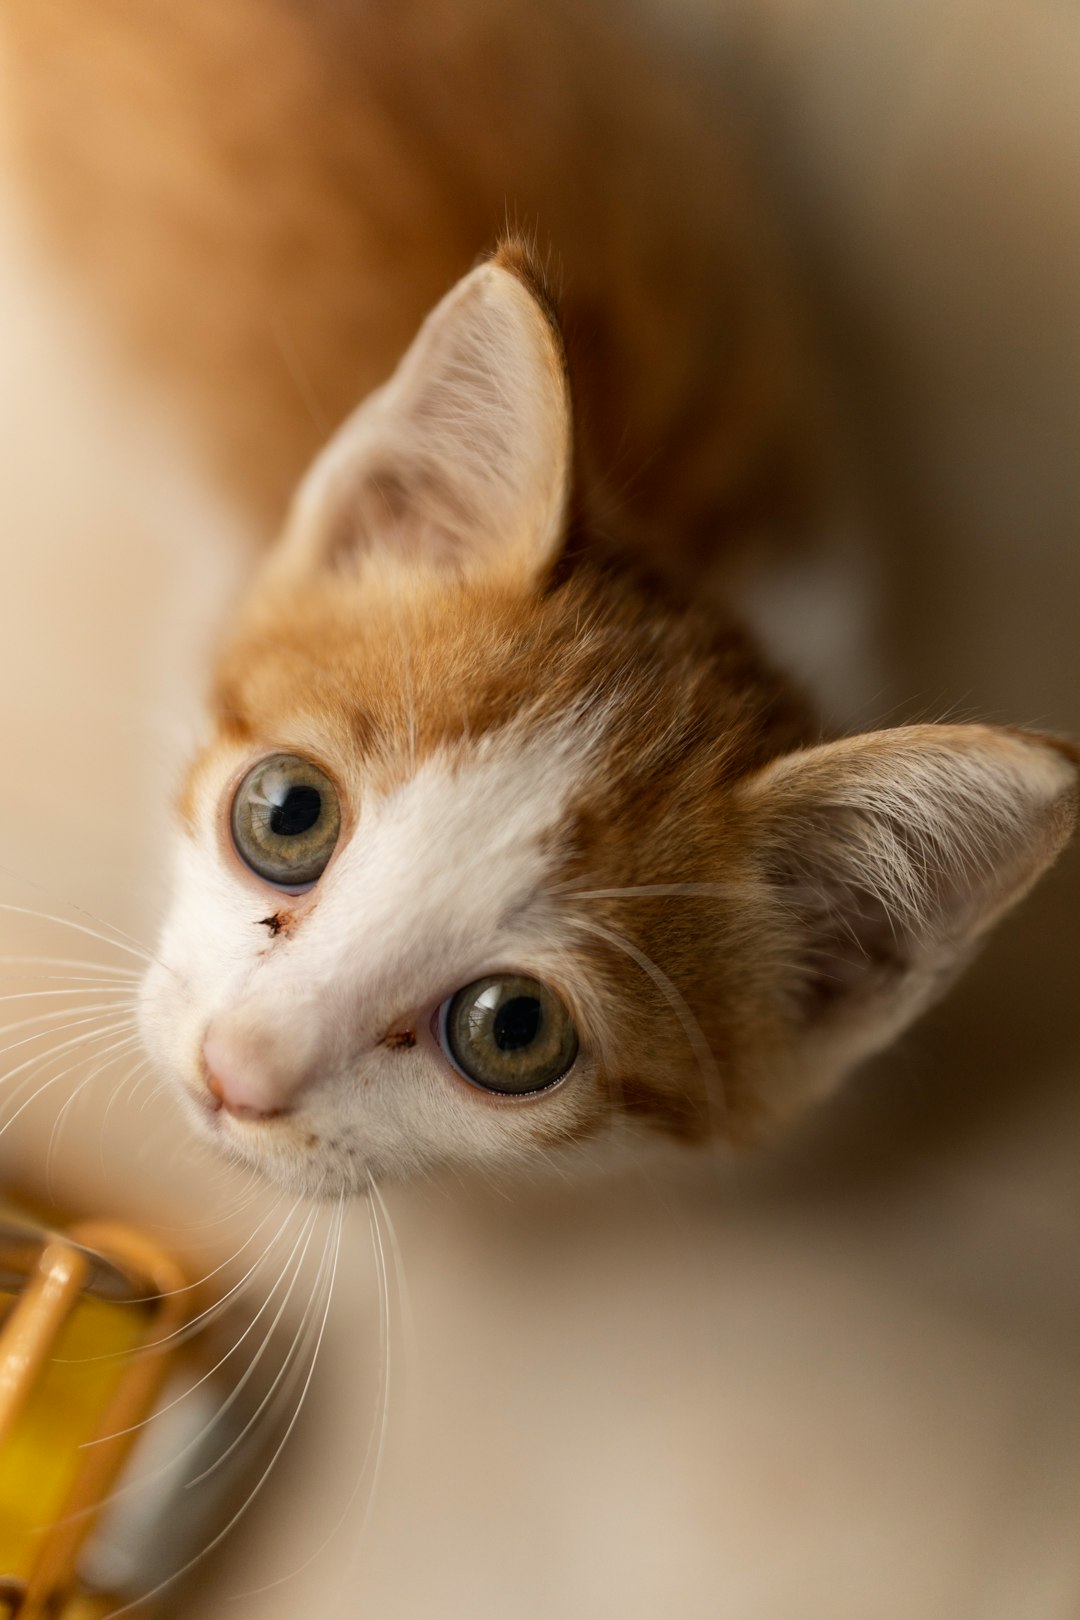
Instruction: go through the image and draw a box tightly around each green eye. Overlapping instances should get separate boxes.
[230,754,341,888]
[439,974,579,1095]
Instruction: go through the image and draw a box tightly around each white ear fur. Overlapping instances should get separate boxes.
[739,724,1078,1086]
[281,259,571,581]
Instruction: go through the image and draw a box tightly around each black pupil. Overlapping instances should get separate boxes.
[492,995,542,1052]
[270,784,322,838]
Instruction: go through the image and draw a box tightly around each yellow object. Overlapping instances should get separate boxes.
[0,1211,189,1618]
[0,1296,146,1584]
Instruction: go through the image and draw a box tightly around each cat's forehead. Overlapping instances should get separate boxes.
[187,559,794,842]
[181,577,614,849]
[225,570,566,730]
[198,562,653,804]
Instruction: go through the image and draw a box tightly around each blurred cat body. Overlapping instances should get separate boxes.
[0,0,822,582]
[3,5,1076,1196]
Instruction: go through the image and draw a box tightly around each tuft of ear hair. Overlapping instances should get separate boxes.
[281,242,572,584]
[738,724,1078,1096]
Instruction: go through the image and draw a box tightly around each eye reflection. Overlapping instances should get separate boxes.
[438,974,579,1095]
[230,754,341,888]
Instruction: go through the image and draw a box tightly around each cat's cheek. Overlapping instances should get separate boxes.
[413,1023,606,1163]
[135,961,174,1077]
[136,960,207,1121]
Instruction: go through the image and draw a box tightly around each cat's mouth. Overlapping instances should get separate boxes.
[190,1089,363,1197]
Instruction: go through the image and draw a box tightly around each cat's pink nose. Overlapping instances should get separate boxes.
[203,1028,298,1121]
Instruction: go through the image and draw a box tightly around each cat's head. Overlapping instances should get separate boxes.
[140,246,1078,1196]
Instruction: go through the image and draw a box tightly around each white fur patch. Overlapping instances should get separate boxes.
[140,711,608,1191]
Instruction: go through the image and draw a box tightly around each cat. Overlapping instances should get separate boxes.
[135,239,1078,1196]
[3,5,1076,1198]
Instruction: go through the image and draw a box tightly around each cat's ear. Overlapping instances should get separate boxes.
[736,725,1078,1095]
[281,248,571,584]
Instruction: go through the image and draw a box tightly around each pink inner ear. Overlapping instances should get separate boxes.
[781,867,909,1021]
[320,460,477,573]
[749,726,1079,1041]
[283,259,572,583]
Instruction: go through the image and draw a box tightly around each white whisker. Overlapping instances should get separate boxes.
[46,1036,147,1196]
[0,1016,140,1138]
[243,1179,392,1596]
[97,1198,345,1619]
[0,1000,139,1059]
[57,1197,307,1367]
[556,881,749,903]
[573,914,727,1128]
[183,1205,326,1484]
[0,954,140,980]
[0,985,138,1006]
[80,1204,318,1452]
[0,902,158,970]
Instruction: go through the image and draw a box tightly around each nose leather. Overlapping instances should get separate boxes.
[202,1018,315,1120]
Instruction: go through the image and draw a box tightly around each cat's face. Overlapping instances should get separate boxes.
[140,248,1079,1197]
[139,551,805,1194]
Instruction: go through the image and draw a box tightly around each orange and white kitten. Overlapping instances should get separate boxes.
[4,5,1075,1195]
[134,244,1078,1197]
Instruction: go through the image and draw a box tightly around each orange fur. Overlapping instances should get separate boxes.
[203,532,815,1144]
[4,13,1075,1185]
[154,252,1074,1177]
[0,0,828,587]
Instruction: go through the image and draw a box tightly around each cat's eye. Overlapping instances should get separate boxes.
[230,754,341,889]
[438,974,579,1096]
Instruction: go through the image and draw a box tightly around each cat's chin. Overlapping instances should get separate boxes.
[241,1153,372,1203]
[170,1084,377,1200]
[207,1127,382,1201]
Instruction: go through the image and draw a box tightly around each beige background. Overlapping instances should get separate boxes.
[1,0,1080,1613]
